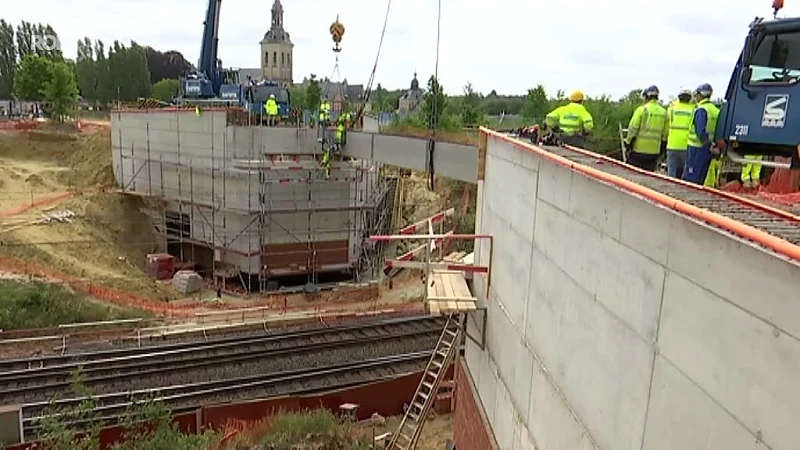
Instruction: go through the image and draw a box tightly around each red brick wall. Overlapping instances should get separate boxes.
[454,360,498,450]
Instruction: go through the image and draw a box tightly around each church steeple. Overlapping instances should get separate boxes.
[271,0,284,30]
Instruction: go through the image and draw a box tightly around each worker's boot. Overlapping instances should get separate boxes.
[742,179,752,188]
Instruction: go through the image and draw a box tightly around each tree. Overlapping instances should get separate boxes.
[0,20,15,99]
[144,48,191,84]
[420,75,446,129]
[288,86,307,110]
[75,37,96,102]
[460,82,485,127]
[42,60,78,119]
[151,78,179,102]
[12,54,52,100]
[305,74,321,112]
[521,84,549,121]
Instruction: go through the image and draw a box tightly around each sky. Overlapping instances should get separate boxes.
[6,0,800,97]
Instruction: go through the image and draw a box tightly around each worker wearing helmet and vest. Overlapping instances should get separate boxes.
[319,97,331,126]
[265,94,278,126]
[665,88,694,178]
[624,85,668,171]
[683,83,720,185]
[335,109,352,149]
[544,90,594,147]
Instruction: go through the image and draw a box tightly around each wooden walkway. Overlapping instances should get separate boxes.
[426,269,477,315]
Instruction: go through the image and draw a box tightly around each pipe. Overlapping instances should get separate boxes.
[726,148,791,169]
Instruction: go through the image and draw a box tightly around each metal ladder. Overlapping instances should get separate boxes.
[388,313,463,450]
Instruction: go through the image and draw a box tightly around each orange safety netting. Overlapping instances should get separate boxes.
[0,192,73,218]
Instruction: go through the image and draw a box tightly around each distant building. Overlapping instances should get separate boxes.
[296,78,365,114]
[260,0,293,86]
[397,72,423,117]
[235,0,293,87]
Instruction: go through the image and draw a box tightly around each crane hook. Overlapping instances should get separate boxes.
[330,15,345,53]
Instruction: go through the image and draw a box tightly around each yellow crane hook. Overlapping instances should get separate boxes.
[330,15,345,53]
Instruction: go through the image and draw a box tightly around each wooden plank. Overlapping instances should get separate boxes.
[442,275,458,311]
[427,296,477,301]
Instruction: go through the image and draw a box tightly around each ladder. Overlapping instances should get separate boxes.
[387,313,463,450]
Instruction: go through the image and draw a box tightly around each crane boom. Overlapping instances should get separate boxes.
[197,0,222,92]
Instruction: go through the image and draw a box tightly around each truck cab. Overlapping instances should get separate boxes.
[717,17,800,168]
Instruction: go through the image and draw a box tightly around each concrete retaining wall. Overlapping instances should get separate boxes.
[464,135,800,449]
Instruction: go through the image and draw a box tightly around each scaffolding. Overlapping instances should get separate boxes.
[111,106,395,294]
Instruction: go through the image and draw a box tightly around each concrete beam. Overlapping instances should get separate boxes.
[344,132,478,183]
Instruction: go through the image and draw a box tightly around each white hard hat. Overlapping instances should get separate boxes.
[678,88,691,96]
[269,93,275,98]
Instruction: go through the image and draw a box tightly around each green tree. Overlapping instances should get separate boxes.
[521,84,550,122]
[0,20,15,99]
[43,60,79,119]
[12,54,52,100]
[75,37,97,102]
[420,75,446,129]
[151,78,179,102]
[289,85,307,110]
[94,40,111,105]
[460,82,485,127]
[305,74,321,112]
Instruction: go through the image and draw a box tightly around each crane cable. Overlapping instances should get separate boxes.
[427,0,443,190]
[352,0,393,126]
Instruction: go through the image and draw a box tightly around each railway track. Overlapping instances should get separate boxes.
[0,316,443,402]
[544,145,800,244]
[0,315,442,372]
[21,351,431,439]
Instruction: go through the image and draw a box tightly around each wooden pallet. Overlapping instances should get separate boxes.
[426,270,477,315]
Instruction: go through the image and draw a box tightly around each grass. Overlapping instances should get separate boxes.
[0,280,145,330]
[225,409,373,449]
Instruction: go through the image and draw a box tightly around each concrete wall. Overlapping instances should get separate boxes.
[464,135,800,450]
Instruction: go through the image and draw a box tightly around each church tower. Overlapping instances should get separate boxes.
[260,0,294,86]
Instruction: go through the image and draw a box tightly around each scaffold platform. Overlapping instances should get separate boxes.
[426,270,477,315]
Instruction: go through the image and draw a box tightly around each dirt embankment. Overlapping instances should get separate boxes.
[0,127,176,301]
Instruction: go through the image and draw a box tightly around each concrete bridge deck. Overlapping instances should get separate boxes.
[266,126,800,449]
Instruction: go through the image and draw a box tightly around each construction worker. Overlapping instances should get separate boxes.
[741,155,764,188]
[544,90,594,147]
[195,105,201,117]
[335,109,352,148]
[319,96,331,126]
[624,85,668,171]
[683,83,720,185]
[665,88,695,178]
[265,94,278,126]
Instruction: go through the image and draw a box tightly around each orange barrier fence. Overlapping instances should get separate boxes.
[0,192,73,218]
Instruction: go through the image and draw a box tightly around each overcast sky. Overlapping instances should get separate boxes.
[6,0,800,97]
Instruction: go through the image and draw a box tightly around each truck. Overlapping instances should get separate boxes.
[716,0,800,170]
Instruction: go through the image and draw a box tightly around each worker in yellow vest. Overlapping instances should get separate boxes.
[335,109,352,148]
[683,83,720,185]
[665,88,694,178]
[544,90,594,147]
[264,94,278,126]
[741,155,763,188]
[319,97,331,126]
[624,85,668,171]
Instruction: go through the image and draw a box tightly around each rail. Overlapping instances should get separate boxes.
[482,128,800,262]
[21,351,432,438]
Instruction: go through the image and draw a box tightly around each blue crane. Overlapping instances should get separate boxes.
[716,0,800,169]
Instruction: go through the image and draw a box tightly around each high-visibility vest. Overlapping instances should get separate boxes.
[319,101,331,120]
[544,102,594,135]
[666,101,694,151]
[627,100,668,155]
[265,99,278,115]
[687,99,720,148]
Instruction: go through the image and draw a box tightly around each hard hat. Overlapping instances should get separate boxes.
[569,90,585,102]
[678,88,692,97]
[694,83,713,96]
[269,93,275,98]
[643,85,660,97]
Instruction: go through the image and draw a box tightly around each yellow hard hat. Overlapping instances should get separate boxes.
[569,90,585,102]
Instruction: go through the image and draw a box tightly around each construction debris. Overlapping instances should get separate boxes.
[36,210,76,224]
[172,270,203,294]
